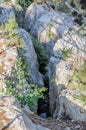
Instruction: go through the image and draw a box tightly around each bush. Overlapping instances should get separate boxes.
[5,57,47,108]
[32,38,49,74]
[0,17,18,32]
[18,0,33,7]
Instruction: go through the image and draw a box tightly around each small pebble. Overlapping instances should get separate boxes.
[75,125,81,129]
[39,113,46,118]
[64,127,71,130]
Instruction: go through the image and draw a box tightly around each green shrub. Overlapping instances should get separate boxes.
[78,95,86,105]
[0,18,25,49]
[32,38,49,74]
[18,0,33,7]
[7,31,25,48]
[61,48,72,60]
[1,18,18,32]
[5,57,47,108]
[1,17,47,109]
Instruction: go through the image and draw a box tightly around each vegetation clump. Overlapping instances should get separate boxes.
[0,17,47,109]
[32,38,49,74]
[5,58,47,108]
[61,48,72,60]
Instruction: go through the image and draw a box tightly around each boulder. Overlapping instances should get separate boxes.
[0,96,49,130]
[0,4,15,24]
[24,3,49,31]
[57,89,86,121]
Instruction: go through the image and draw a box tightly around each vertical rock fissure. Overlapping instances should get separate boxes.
[37,75,50,117]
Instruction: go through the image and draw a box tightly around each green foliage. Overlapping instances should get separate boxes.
[5,57,47,108]
[32,38,49,74]
[7,31,25,48]
[0,18,25,49]
[78,95,86,105]
[61,48,72,60]
[4,18,18,31]
[18,0,33,7]
[1,18,18,32]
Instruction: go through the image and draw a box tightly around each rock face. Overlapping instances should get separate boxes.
[58,90,86,121]
[17,28,44,86]
[0,33,18,95]
[0,2,86,123]
[25,4,74,57]
[0,4,15,24]
[49,28,86,121]
[0,28,44,94]
[0,96,49,130]
[49,57,73,115]
[24,3,49,31]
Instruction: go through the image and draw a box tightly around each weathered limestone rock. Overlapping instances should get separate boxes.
[49,28,86,120]
[24,3,49,31]
[53,30,86,62]
[25,4,74,57]
[0,28,44,96]
[49,57,73,115]
[0,4,15,24]
[17,28,44,86]
[58,89,86,121]
[0,38,18,95]
[0,96,49,130]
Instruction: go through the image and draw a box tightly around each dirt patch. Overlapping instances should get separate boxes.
[28,114,86,130]
[8,58,13,62]
[0,61,5,73]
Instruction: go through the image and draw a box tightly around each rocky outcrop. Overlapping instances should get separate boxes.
[17,28,44,86]
[0,4,15,24]
[0,2,86,123]
[0,96,49,130]
[25,4,74,57]
[24,3,49,31]
[49,28,86,121]
[57,89,86,121]
[49,57,73,115]
[0,4,44,87]
[0,28,44,94]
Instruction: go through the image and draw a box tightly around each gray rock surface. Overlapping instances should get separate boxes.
[49,57,73,115]
[17,28,44,86]
[49,27,86,120]
[0,28,44,94]
[0,4,15,24]
[57,89,86,121]
[24,3,49,31]
[25,4,74,57]
[0,96,49,130]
